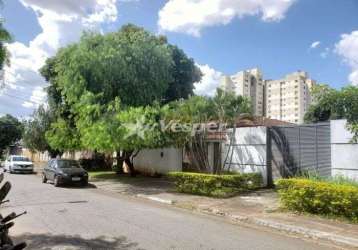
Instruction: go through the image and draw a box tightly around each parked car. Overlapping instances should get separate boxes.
[4,155,34,174]
[42,159,88,187]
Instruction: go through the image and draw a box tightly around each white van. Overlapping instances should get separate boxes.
[4,155,34,174]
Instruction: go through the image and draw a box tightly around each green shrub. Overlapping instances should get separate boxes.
[276,178,358,222]
[168,172,263,198]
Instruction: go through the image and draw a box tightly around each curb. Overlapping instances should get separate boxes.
[200,207,358,249]
[252,218,358,248]
[138,195,358,249]
[136,194,173,205]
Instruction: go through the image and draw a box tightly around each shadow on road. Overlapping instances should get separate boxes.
[90,173,174,196]
[41,181,98,189]
[12,233,144,250]
[61,183,98,189]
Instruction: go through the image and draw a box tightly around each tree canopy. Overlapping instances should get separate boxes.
[304,85,358,141]
[23,105,62,157]
[42,24,201,109]
[0,114,23,157]
[39,24,202,175]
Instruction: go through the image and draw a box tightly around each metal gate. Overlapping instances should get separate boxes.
[267,122,331,183]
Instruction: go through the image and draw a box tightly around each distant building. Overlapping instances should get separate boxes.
[220,69,316,124]
[220,68,264,116]
[265,71,315,124]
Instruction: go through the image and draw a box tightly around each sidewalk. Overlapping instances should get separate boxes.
[90,174,358,249]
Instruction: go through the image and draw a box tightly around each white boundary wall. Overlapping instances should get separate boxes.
[222,126,267,185]
[133,147,182,174]
[331,120,358,181]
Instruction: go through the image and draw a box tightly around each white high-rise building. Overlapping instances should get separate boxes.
[265,71,315,124]
[220,68,264,116]
[219,69,315,124]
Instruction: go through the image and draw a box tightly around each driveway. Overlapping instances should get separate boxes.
[1,173,336,250]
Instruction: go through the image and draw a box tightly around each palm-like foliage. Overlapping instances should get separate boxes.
[0,8,12,70]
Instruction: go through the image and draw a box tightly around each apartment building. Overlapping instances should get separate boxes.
[220,68,264,116]
[220,69,315,124]
[265,71,315,124]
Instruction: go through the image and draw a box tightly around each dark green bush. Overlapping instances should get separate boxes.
[276,178,358,222]
[79,158,110,171]
[168,172,263,198]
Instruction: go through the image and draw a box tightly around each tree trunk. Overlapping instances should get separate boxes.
[185,133,211,173]
[49,150,62,159]
[115,150,124,174]
[117,151,138,177]
[124,157,136,177]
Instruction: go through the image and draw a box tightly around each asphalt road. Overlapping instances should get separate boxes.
[1,173,335,250]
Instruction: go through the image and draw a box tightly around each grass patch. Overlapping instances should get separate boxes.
[88,171,164,183]
[89,171,118,180]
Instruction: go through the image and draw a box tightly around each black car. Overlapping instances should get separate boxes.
[42,159,88,187]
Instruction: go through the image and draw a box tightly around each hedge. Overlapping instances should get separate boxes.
[168,172,263,198]
[276,178,358,222]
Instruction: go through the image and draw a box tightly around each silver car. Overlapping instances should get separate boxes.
[4,155,34,174]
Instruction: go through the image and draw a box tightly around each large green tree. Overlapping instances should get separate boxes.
[305,85,358,141]
[0,114,23,157]
[163,44,202,103]
[74,93,166,175]
[23,105,61,157]
[40,24,201,175]
[304,84,345,123]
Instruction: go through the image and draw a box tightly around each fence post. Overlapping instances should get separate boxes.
[266,127,273,187]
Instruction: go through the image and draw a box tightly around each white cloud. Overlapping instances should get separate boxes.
[310,41,320,49]
[22,101,35,109]
[1,0,119,117]
[158,0,296,36]
[335,30,358,85]
[21,86,47,109]
[194,64,222,96]
[320,47,330,59]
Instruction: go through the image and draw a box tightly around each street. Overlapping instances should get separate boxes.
[2,173,334,250]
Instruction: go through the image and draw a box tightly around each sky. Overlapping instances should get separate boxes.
[0,0,358,118]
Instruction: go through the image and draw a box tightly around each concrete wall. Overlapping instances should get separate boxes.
[21,149,93,163]
[331,120,358,181]
[222,126,267,185]
[133,147,182,175]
